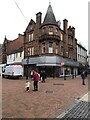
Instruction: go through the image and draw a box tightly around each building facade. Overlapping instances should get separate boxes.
[88,2,90,72]
[0,44,2,64]
[2,34,24,65]
[77,43,87,74]
[88,51,90,72]
[22,3,79,77]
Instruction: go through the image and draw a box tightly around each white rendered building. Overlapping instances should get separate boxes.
[77,43,87,74]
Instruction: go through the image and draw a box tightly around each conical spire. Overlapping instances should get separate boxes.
[43,3,57,26]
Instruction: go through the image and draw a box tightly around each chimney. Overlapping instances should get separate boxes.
[71,27,75,37]
[36,12,42,26]
[63,19,68,33]
[18,33,22,37]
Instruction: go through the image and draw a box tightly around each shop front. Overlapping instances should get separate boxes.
[22,56,79,78]
[78,63,88,75]
[22,56,62,77]
[59,59,79,77]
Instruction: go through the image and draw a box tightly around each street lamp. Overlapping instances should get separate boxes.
[64,68,66,80]
[61,62,66,80]
[26,57,29,79]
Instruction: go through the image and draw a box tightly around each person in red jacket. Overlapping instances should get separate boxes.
[33,71,39,91]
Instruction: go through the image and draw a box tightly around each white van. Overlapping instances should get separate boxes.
[2,65,23,79]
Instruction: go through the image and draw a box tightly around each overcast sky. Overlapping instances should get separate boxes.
[0,0,88,50]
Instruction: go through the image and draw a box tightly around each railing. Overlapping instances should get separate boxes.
[39,34,60,41]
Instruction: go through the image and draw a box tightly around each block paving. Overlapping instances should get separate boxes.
[2,75,89,118]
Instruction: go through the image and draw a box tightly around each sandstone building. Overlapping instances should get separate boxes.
[22,3,79,77]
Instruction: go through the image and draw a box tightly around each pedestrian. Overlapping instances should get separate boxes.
[25,80,31,92]
[30,70,34,80]
[41,70,46,83]
[33,70,39,91]
[84,70,87,78]
[40,70,43,81]
[38,72,41,81]
[81,71,85,85]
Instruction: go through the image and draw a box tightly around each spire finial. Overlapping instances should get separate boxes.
[49,0,51,5]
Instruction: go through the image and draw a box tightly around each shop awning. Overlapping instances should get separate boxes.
[36,63,61,66]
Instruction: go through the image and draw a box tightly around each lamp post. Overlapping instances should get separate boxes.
[64,68,66,80]
[26,57,29,80]
[61,62,66,80]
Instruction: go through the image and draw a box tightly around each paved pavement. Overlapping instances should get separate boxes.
[57,85,90,119]
[1,75,89,118]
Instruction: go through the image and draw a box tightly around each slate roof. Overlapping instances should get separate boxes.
[42,4,57,26]
[7,47,23,55]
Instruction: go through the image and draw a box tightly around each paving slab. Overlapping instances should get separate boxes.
[57,91,90,119]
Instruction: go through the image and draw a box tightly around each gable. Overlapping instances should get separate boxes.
[25,19,36,33]
[7,34,24,54]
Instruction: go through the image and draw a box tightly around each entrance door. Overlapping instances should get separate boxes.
[46,67,53,77]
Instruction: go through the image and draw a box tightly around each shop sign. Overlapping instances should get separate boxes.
[61,62,65,66]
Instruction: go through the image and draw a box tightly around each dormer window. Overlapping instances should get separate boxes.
[49,27,53,35]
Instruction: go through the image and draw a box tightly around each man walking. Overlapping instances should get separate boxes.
[41,70,46,83]
[81,71,85,85]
